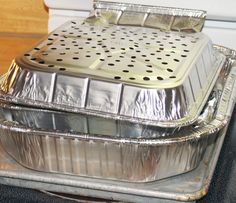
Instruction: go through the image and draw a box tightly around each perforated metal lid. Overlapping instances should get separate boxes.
[24,22,208,87]
[0,15,225,127]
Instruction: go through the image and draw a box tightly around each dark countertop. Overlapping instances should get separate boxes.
[198,107,236,203]
[0,108,235,203]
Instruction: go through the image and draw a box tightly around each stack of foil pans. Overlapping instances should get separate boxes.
[0,1,236,200]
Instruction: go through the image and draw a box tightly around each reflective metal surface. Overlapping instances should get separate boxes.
[0,46,235,182]
[0,3,225,127]
[93,1,206,33]
[0,119,230,202]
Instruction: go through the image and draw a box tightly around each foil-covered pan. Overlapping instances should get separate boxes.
[0,123,230,203]
[0,3,226,127]
[92,1,206,33]
[0,46,235,182]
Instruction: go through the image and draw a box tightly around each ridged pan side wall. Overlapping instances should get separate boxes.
[0,128,217,182]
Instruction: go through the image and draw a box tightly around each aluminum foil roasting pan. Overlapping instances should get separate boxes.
[0,46,235,182]
[0,124,230,203]
[0,2,226,127]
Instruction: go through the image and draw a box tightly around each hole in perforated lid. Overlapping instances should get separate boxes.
[114,76,121,80]
[143,77,150,81]
[38,60,45,64]
[59,68,66,71]
[157,76,164,80]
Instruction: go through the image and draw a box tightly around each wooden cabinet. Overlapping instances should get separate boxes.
[0,0,48,34]
[0,0,48,74]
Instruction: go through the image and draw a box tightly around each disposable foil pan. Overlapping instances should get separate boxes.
[0,3,225,127]
[0,46,235,182]
[92,1,207,33]
[0,124,230,203]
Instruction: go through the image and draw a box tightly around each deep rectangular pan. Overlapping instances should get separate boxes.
[0,2,225,127]
[0,46,235,182]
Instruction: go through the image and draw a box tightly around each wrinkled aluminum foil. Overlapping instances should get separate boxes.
[0,46,235,182]
[0,15,225,127]
[90,1,206,32]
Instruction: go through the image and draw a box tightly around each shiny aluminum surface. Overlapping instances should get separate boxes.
[0,3,225,127]
[0,117,230,202]
[93,1,206,33]
[0,46,235,182]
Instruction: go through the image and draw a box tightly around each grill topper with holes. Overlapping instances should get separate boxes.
[0,15,225,127]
